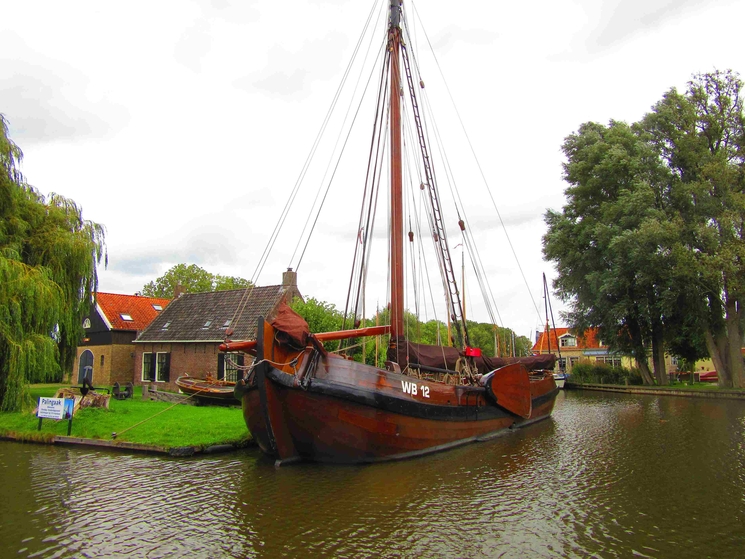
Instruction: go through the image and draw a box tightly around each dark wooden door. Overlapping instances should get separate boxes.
[78,350,94,384]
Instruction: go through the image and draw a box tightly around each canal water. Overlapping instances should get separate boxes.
[1,390,744,558]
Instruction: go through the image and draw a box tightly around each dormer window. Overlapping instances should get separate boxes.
[152,304,163,311]
[121,314,133,321]
[560,336,577,347]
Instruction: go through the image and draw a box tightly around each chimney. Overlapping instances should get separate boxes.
[174,282,184,298]
[282,268,297,288]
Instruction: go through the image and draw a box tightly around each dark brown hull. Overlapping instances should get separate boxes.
[238,319,558,464]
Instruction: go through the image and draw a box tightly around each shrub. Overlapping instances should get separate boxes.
[570,362,643,385]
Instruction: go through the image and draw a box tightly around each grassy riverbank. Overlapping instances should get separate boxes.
[0,384,251,451]
[566,379,745,400]
[571,379,730,391]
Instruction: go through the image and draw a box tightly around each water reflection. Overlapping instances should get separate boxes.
[2,391,744,558]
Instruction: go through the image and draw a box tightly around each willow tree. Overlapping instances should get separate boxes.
[0,114,106,411]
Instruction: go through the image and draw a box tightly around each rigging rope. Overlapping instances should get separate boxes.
[229,1,383,335]
[343,47,391,332]
[408,2,544,327]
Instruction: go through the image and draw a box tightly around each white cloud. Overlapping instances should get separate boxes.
[3,0,744,337]
[0,33,129,144]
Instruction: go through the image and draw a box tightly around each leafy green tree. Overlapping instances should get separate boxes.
[419,319,448,346]
[545,70,745,387]
[544,119,671,384]
[514,334,532,357]
[641,70,745,388]
[290,297,344,352]
[492,326,532,357]
[0,114,106,411]
[214,274,253,291]
[141,264,252,297]
[288,299,527,365]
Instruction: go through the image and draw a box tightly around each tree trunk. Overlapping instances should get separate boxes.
[651,321,667,385]
[636,357,655,385]
[725,299,744,388]
[627,317,655,385]
[704,329,730,387]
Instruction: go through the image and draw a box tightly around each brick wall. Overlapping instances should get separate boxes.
[134,342,222,392]
[110,343,135,384]
[75,343,137,386]
[74,345,111,386]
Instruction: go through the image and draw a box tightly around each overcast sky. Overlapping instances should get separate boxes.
[3,0,743,338]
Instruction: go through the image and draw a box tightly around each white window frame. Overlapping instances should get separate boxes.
[155,352,169,382]
[142,351,170,382]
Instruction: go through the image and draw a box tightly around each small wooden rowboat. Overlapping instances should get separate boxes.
[175,375,237,402]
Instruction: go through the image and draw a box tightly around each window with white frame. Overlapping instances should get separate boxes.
[560,336,577,347]
[142,352,170,382]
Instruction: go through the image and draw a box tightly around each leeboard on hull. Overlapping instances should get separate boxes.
[239,317,558,465]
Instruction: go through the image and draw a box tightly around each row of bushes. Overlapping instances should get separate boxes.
[568,362,644,385]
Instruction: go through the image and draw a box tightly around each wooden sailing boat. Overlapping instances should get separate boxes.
[221,0,558,464]
[175,375,237,402]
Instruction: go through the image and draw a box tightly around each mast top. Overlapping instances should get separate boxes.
[390,0,402,29]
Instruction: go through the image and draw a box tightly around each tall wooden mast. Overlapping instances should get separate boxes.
[389,0,405,339]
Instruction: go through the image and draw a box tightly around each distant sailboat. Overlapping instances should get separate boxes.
[540,272,566,388]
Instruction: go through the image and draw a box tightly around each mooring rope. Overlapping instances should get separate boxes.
[111,386,210,440]
[111,354,306,440]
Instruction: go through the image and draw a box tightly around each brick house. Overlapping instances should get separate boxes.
[75,292,172,386]
[133,270,302,392]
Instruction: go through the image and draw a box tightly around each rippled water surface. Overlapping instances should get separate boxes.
[2,391,745,558]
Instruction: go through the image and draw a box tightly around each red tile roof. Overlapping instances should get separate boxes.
[532,327,604,352]
[96,292,172,331]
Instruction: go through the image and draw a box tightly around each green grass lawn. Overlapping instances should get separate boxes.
[0,384,252,450]
[659,381,722,390]
[569,379,743,392]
